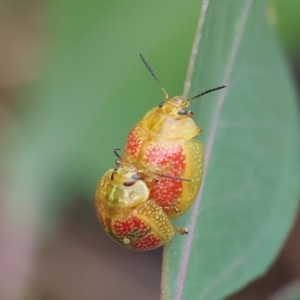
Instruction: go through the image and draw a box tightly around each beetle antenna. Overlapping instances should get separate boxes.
[113,148,123,160]
[139,54,169,100]
[190,85,226,101]
[153,172,191,182]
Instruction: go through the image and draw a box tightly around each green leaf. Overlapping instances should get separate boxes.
[162,1,300,299]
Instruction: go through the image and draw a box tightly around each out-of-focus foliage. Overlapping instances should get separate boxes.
[0,1,201,299]
[271,0,300,57]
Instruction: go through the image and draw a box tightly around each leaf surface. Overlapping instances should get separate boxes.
[162,1,300,299]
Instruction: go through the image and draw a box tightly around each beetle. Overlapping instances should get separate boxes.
[95,157,187,250]
[123,54,225,218]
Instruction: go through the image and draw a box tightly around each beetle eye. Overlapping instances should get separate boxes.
[178,109,188,115]
[124,181,135,187]
[158,102,164,108]
[131,173,141,180]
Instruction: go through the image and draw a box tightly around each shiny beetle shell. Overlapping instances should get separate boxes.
[95,164,175,250]
[123,96,204,219]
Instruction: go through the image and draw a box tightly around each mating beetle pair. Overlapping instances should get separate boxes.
[95,55,225,250]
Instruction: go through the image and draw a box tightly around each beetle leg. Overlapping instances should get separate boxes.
[163,206,181,214]
[176,227,188,235]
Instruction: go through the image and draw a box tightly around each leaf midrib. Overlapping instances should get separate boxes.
[174,1,254,299]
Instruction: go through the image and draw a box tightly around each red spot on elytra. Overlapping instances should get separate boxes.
[132,234,161,250]
[125,127,142,156]
[113,215,148,238]
[124,133,186,208]
[145,144,185,207]
[112,215,162,250]
[96,210,106,228]
[150,178,182,207]
[144,144,185,175]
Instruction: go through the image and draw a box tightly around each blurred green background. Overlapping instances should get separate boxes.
[0,1,299,299]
